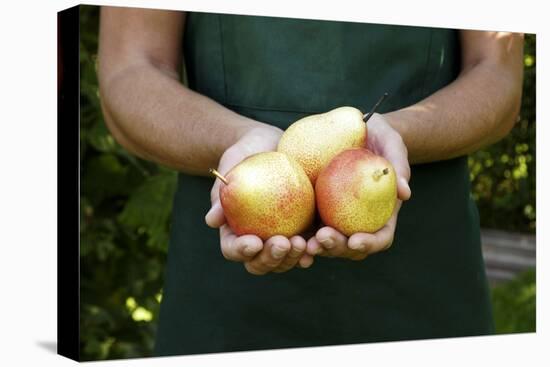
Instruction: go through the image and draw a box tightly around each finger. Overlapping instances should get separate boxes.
[397,177,411,201]
[381,134,411,201]
[298,254,314,268]
[208,144,261,229]
[379,201,401,251]
[210,178,221,204]
[347,232,377,256]
[220,224,263,261]
[306,236,323,256]
[209,145,246,206]
[347,232,372,253]
[316,226,348,256]
[245,235,291,275]
[272,236,307,273]
[217,146,247,178]
[367,223,395,253]
[384,134,410,180]
[207,168,225,228]
[205,200,226,228]
[234,234,265,257]
[288,236,307,259]
[348,202,401,255]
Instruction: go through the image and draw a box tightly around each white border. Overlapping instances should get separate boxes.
[0,0,546,366]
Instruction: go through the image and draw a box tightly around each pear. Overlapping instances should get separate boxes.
[315,148,397,235]
[211,152,315,241]
[277,106,367,184]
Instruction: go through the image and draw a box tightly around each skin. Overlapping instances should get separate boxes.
[307,119,411,259]
[98,7,524,271]
[308,32,524,259]
[206,128,315,274]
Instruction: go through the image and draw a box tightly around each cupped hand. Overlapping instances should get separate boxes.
[307,113,411,260]
[205,125,315,274]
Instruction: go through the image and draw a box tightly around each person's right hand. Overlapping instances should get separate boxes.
[205,125,315,275]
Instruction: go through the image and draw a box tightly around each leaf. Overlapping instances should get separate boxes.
[82,154,130,203]
[87,121,118,153]
[118,170,177,251]
[491,269,536,334]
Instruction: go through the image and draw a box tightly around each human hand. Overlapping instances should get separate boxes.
[306,113,411,260]
[205,125,315,274]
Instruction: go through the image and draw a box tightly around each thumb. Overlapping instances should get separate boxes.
[397,176,411,201]
[205,200,225,228]
[385,147,411,201]
[383,135,411,201]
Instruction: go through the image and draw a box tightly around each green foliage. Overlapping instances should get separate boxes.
[469,34,536,233]
[79,6,176,360]
[78,5,536,360]
[491,269,536,334]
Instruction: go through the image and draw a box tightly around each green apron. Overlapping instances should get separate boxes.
[154,13,494,356]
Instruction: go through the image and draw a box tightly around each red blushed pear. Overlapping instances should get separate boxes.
[315,148,397,236]
[277,93,389,185]
[277,106,367,184]
[210,152,315,241]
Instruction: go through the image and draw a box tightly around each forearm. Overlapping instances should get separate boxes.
[384,34,523,164]
[99,62,266,175]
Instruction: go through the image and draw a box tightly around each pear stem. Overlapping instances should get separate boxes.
[209,168,228,185]
[363,92,389,123]
[373,167,390,181]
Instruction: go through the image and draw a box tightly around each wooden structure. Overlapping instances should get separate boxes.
[481,228,536,284]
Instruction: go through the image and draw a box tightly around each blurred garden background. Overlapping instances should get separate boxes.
[78,6,536,360]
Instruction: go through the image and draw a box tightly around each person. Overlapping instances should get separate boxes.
[97,7,524,356]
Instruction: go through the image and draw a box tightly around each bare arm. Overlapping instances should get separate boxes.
[97,7,273,175]
[383,31,524,164]
[99,7,310,274]
[310,31,524,259]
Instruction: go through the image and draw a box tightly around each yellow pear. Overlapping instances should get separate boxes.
[211,152,315,240]
[315,148,397,235]
[278,106,367,184]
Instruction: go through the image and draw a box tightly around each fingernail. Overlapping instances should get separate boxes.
[349,242,365,251]
[272,245,288,259]
[205,202,218,219]
[244,245,258,257]
[300,258,313,268]
[320,238,334,249]
[401,178,411,193]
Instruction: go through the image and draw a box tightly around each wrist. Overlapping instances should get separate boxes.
[237,120,282,139]
[381,110,410,138]
[222,121,283,162]
[238,122,282,146]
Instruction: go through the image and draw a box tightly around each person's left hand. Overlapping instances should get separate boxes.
[306,113,411,261]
